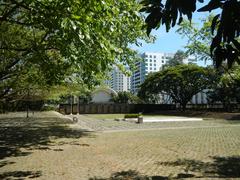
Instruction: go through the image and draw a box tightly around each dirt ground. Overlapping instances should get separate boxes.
[0,111,240,179]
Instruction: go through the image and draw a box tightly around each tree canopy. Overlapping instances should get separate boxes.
[140,0,240,68]
[163,50,187,68]
[176,15,214,62]
[111,91,143,104]
[0,0,148,101]
[138,64,213,110]
[207,66,240,110]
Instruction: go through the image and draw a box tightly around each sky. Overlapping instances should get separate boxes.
[131,10,210,53]
[130,1,215,66]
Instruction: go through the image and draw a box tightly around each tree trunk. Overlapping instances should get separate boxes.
[26,89,30,118]
[181,102,187,112]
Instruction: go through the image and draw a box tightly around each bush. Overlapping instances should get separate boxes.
[41,105,56,111]
[124,114,140,118]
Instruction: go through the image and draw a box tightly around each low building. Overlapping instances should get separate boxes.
[91,87,117,104]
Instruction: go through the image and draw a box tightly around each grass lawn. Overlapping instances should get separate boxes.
[0,111,240,179]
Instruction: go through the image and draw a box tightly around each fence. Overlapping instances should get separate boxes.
[186,103,240,111]
[59,103,176,114]
[59,103,240,114]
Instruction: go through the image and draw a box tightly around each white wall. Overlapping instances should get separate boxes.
[91,91,112,103]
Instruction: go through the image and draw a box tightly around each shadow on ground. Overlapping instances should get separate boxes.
[90,156,240,179]
[0,116,93,160]
[226,114,240,121]
[89,170,169,180]
[156,156,240,179]
[0,170,42,179]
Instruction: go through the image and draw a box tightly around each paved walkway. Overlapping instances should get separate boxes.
[143,116,202,122]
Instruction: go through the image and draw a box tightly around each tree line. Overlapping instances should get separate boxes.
[138,63,240,111]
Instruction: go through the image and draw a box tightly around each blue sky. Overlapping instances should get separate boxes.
[132,11,210,53]
[131,1,215,66]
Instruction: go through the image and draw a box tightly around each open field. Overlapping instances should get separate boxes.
[0,111,240,179]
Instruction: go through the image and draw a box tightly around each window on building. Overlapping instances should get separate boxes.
[154,64,156,66]
[154,60,156,62]
[162,60,164,63]
[150,63,152,66]
[150,55,152,58]
[154,68,156,70]
[150,67,152,70]
[154,55,156,58]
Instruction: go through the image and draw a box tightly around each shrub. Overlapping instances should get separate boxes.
[41,105,56,111]
[124,114,140,118]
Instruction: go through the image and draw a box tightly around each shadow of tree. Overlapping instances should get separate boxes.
[0,161,15,168]
[90,156,240,180]
[89,170,169,180]
[0,116,93,160]
[227,114,240,121]
[157,156,240,178]
[0,170,42,179]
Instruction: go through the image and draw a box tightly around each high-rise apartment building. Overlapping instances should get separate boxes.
[131,52,176,93]
[105,66,131,92]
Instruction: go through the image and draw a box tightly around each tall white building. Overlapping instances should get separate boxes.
[131,52,198,93]
[105,66,131,92]
[131,52,175,93]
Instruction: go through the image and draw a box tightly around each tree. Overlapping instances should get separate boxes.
[176,15,214,62]
[207,66,240,111]
[163,50,187,68]
[111,91,143,104]
[138,64,212,111]
[140,0,240,68]
[0,0,148,100]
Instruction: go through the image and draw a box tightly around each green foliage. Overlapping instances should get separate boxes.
[79,92,92,104]
[139,94,161,104]
[176,15,214,62]
[111,91,143,104]
[163,50,187,69]
[124,114,140,118]
[139,64,213,110]
[41,105,56,111]
[140,0,240,69]
[0,0,148,101]
[140,0,199,34]
[207,66,240,111]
